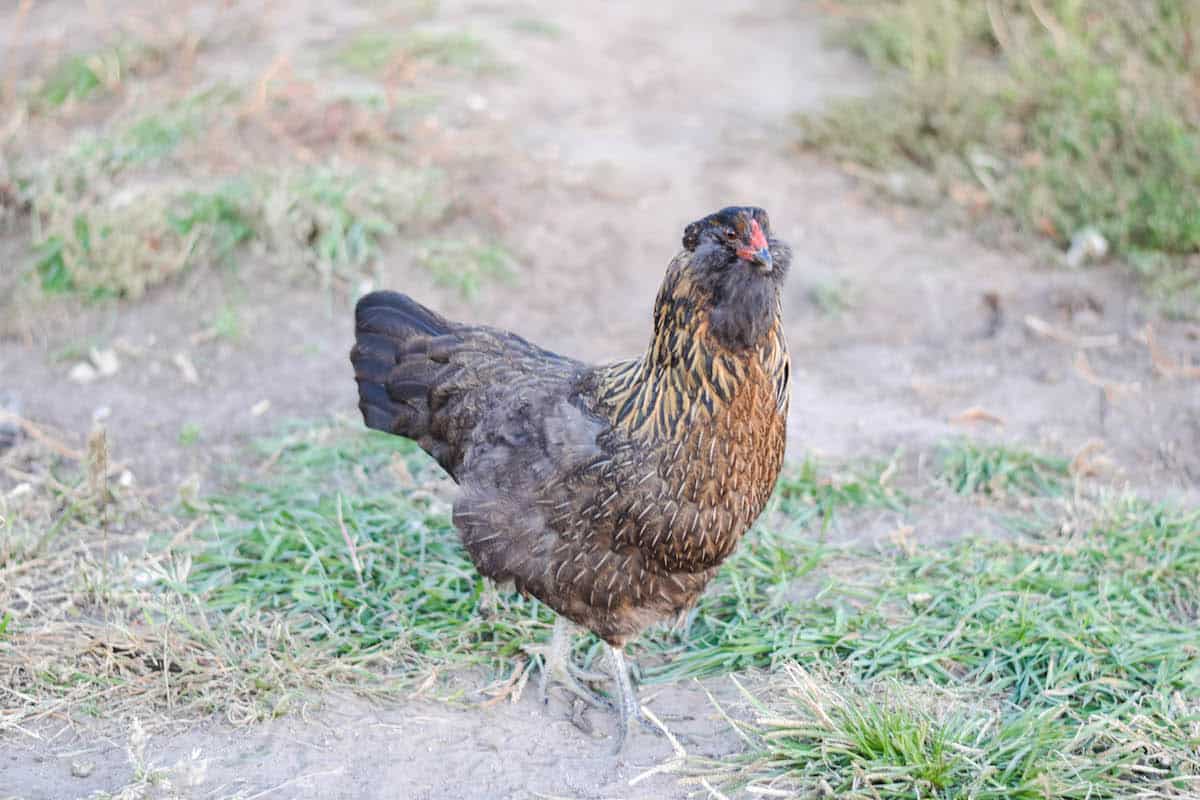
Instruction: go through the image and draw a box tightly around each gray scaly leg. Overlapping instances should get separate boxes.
[524,616,610,709]
[607,645,641,753]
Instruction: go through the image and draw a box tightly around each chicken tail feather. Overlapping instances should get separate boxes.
[351,291,457,468]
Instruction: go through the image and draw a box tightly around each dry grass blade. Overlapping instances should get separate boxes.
[335,492,364,587]
[1139,323,1200,379]
[0,410,87,461]
[1024,314,1119,349]
[1073,351,1140,401]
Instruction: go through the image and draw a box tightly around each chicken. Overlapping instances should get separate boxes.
[350,206,790,749]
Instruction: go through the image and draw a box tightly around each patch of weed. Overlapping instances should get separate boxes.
[7,417,1197,797]
[940,439,1068,497]
[649,495,1200,707]
[706,662,1199,798]
[774,456,906,528]
[336,30,502,76]
[807,1,1200,314]
[212,304,242,341]
[170,423,551,683]
[808,278,857,317]
[22,160,449,298]
[415,239,515,299]
[510,17,563,39]
[30,189,184,300]
[178,423,202,446]
[657,495,1200,794]
[260,166,449,282]
[24,179,257,300]
[36,54,109,108]
[335,32,401,73]
[32,41,163,111]
[168,181,258,264]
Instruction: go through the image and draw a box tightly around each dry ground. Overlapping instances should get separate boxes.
[2,1,1198,798]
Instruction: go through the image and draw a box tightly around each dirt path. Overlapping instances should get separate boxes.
[3,1,1198,798]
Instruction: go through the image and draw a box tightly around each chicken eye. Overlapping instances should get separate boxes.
[723,229,738,241]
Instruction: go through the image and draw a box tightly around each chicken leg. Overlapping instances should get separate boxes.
[525,616,610,709]
[605,644,643,753]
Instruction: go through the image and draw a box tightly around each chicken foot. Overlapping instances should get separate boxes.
[524,616,610,709]
[525,619,662,752]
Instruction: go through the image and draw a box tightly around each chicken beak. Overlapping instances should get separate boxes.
[750,247,772,273]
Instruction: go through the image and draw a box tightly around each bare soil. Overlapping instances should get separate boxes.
[2,1,1198,798]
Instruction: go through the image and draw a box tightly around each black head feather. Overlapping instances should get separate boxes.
[682,206,772,252]
[676,206,790,350]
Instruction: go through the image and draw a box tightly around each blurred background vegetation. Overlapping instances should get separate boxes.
[804,0,1199,316]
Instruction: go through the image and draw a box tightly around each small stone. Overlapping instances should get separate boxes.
[69,363,99,384]
[1065,226,1109,268]
[71,760,95,778]
[251,399,271,417]
[89,347,120,377]
[6,483,32,500]
[172,352,200,384]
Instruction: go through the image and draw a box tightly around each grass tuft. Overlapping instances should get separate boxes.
[20,157,448,298]
[336,30,503,76]
[807,0,1200,315]
[774,456,906,526]
[940,440,1068,497]
[510,17,564,39]
[678,494,1200,796]
[262,167,448,282]
[415,239,515,299]
[5,420,1198,797]
[707,662,1200,798]
[180,426,550,668]
[31,41,165,111]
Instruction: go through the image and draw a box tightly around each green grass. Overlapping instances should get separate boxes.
[709,663,1199,798]
[415,239,515,299]
[38,54,106,107]
[27,180,256,299]
[212,304,243,341]
[6,20,524,307]
[179,427,1200,795]
[940,440,1069,497]
[807,0,1200,316]
[178,423,202,446]
[510,17,564,39]
[680,497,1200,796]
[808,278,857,317]
[4,421,1198,795]
[163,427,908,689]
[178,426,551,669]
[335,32,406,74]
[32,41,162,111]
[168,182,258,265]
[264,167,447,282]
[773,456,906,529]
[336,30,503,76]
[35,50,121,109]
[30,188,191,299]
[21,160,449,298]
[57,87,237,173]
